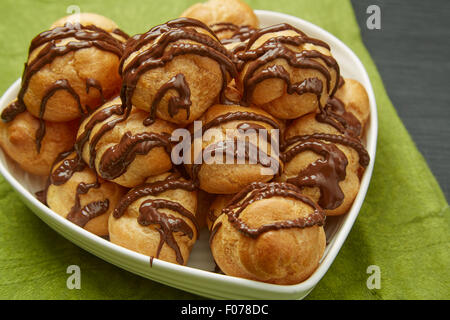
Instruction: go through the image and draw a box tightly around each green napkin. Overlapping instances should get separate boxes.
[0,0,448,300]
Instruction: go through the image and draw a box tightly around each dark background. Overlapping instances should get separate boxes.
[350,0,450,200]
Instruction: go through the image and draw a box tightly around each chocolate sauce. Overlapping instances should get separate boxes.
[236,23,340,106]
[98,131,171,180]
[111,28,130,40]
[138,199,197,265]
[85,78,106,108]
[200,110,280,134]
[36,79,82,152]
[282,133,370,167]
[209,182,325,243]
[66,181,109,227]
[143,73,192,126]
[113,177,196,218]
[210,22,257,50]
[316,96,362,137]
[120,18,237,122]
[283,139,348,210]
[1,100,26,122]
[281,133,370,210]
[191,139,279,186]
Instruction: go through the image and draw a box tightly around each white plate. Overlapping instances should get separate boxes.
[0,10,377,300]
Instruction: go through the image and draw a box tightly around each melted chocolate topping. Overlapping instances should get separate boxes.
[98,131,171,180]
[1,101,26,122]
[210,182,325,243]
[143,73,192,126]
[36,79,82,152]
[66,181,109,227]
[283,139,348,209]
[200,110,280,134]
[236,23,339,106]
[113,177,197,218]
[86,77,106,108]
[138,199,197,265]
[316,96,362,137]
[281,133,370,209]
[191,139,279,187]
[111,28,130,40]
[210,22,257,53]
[120,18,237,122]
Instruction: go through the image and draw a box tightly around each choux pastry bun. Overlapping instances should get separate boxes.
[237,24,340,119]
[181,0,259,30]
[109,172,199,265]
[279,107,370,215]
[326,77,371,136]
[0,101,77,175]
[44,151,124,236]
[50,12,129,42]
[77,97,176,188]
[120,18,237,125]
[18,18,124,127]
[210,182,326,284]
[187,104,282,194]
[210,23,258,55]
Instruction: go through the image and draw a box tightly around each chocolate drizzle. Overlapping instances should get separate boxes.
[192,139,279,187]
[210,182,325,243]
[281,133,370,209]
[66,181,109,227]
[316,96,362,137]
[283,139,348,209]
[138,199,197,265]
[210,22,257,54]
[111,28,130,40]
[98,131,171,180]
[201,110,280,134]
[113,175,198,265]
[1,101,26,122]
[143,73,192,126]
[113,177,197,218]
[120,18,237,121]
[36,79,82,152]
[86,78,106,108]
[236,23,339,106]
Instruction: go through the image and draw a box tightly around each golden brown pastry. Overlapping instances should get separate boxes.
[210,182,326,284]
[181,0,259,29]
[77,97,176,188]
[237,23,340,119]
[196,189,216,230]
[16,19,124,125]
[119,17,237,125]
[50,12,129,42]
[332,78,370,133]
[109,172,199,265]
[279,104,370,215]
[187,104,282,194]
[206,194,233,231]
[210,22,258,56]
[44,151,124,236]
[0,101,77,176]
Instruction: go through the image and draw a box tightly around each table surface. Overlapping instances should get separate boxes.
[351,0,450,200]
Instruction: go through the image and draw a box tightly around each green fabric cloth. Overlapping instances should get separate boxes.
[0,0,448,300]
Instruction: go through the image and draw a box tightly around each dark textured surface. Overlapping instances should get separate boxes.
[350,0,450,200]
